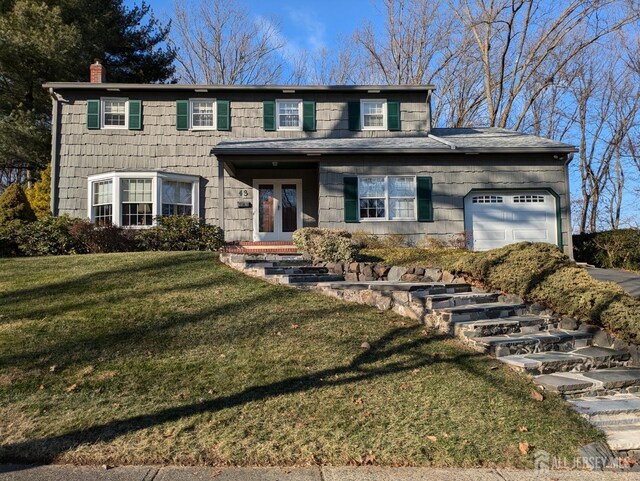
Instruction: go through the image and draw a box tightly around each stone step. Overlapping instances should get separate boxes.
[319,281,471,294]
[410,291,500,310]
[599,424,640,451]
[263,266,328,275]
[570,394,640,418]
[534,367,640,396]
[454,315,549,338]
[497,346,630,374]
[433,302,527,324]
[469,329,592,356]
[276,274,345,285]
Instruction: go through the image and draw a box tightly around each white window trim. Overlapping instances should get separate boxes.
[276,99,303,131]
[357,175,417,222]
[87,171,200,228]
[101,97,129,129]
[360,99,387,131]
[189,98,217,131]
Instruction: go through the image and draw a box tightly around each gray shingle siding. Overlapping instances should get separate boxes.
[54,90,430,223]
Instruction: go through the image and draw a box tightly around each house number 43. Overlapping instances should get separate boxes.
[239,189,249,197]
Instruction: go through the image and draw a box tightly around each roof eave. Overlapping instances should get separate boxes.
[210,146,578,156]
[42,82,437,92]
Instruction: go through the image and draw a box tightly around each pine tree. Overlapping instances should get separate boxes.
[0,183,36,225]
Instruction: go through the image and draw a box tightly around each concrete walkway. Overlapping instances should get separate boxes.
[2,465,640,481]
[587,267,640,298]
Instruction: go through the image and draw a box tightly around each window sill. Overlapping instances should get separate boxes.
[358,218,417,222]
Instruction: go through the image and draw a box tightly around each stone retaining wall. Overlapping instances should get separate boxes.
[312,260,469,284]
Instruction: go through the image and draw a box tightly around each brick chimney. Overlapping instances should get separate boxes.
[90,60,106,83]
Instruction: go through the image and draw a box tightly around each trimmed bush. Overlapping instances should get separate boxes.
[14,215,81,256]
[447,242,640,345]
[574,229,640,272]
[293,227,361,263]
[69,220,138,253]
[0,183,36,225]
[136,216,224,251]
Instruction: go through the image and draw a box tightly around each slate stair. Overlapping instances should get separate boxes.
[220,252,640,456]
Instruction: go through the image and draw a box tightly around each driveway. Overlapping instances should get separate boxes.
[586,267,640,298]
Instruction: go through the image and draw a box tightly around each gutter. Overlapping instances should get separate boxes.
[210,147,579,156]
[48,88,61,216]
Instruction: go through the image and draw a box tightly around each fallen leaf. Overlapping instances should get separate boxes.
[276,331,283,336]
[353,397,363,404]
[66,383,77,393]
[146,351,153,357]
[531,389,545,402]
[49,365,56,373]
[39,384,45,390]
[360,342,371,350]
[519,426,528,432]
[519,442,530,455]
[426,435,437,443]
[290,324,299,329]
[411,368,420,374]
[362,452,376,465]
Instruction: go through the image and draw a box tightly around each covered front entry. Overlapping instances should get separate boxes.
[253,179,303,241]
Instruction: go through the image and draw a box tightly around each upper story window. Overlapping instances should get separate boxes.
[276,99,302,130]
[358,176,416,221]
[190,99,216,130]
[361,99,386,130]
[102,98,128,128]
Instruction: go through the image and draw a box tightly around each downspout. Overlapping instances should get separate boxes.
[48,88,61,216]
[564,152,575,259]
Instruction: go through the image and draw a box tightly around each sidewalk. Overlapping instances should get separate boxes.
[2,465,640,481]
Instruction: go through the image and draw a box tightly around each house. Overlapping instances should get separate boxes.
[44,61,577,255]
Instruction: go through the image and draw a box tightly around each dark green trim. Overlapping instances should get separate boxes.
[416,176,433,222]
[128,100,142,130]
[176,100,189,130]
[387,101,400,131]
[217,100,230,131]
[263,100,276,131]
[348,101,360,131]
[343,176,359,223]
[463,187,563,250]
[303,100,316,131]
[86,99,100,129]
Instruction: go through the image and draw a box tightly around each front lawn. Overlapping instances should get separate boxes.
[0,252,599,467]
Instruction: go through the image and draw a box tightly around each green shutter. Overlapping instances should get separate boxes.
[217,100,230,131]
[176,100,189,130]
[128,100,142,130]
[263,100,276,131]
[417,176,434,222]
[344,176,359,223]
[87,99,100,130]
[387,101,400,131]
[303,100,316,131]
[348,101,360,131]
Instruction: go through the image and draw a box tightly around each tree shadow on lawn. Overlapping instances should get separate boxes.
[0,326,493,464]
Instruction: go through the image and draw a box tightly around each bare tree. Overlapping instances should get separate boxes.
[171,0,286,84]
[452,0,640,130]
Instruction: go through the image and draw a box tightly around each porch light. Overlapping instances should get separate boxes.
[367,89,381,93]
[194,88,208,93]
[282,89,295,93]
[272,161,278,166]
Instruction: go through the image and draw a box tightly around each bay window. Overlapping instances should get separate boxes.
[88,172,200,227]
[358,176,416,221]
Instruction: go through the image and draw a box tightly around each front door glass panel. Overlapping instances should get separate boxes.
[258,184,275,233]
[281,184,298,233]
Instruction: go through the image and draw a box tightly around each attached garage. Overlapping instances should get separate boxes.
[464,190,560,251]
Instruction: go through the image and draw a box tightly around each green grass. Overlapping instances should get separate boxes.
[0,252,600,467]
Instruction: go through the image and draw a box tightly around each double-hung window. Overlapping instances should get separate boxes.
[121,179,153,226]
[276,99,302,130]
[190,99,216,129]
[92,180,113,225]
[361,100,386,130]
[358,176,416,221]
[162,181,193,216]
[102,98,128,128]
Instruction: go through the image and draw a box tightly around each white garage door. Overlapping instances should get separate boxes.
[464,191,558,251]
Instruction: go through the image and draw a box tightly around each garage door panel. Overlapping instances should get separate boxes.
[466,191,557,251]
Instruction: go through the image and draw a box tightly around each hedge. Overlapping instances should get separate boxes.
[573,229,640,272]
[293,227,361,264]
[446,242,640,345]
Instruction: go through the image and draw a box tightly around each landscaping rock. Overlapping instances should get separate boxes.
[401,274,421,282]
[499,293,524,304]
[414,267,425,276]
[579,323,601,334]
[423,268,442,282]
[559,317,579,330]
[387,266,408,282]
[579,442,617,470]
[373,264,390,278]
[348,262,360,273]
[441,271,455,283]
[593,330,614,347]
[344,272,358,281]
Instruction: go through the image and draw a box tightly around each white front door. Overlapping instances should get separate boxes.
[464,190,558,251]
[253,180,303,241]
